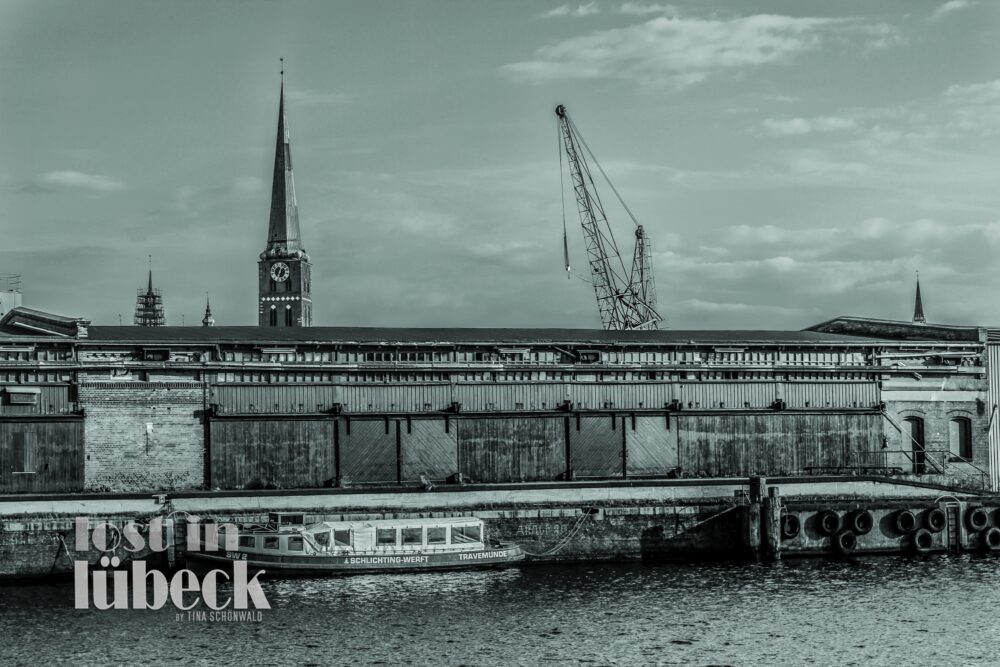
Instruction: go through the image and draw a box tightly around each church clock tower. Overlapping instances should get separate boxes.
[259,72,312,327]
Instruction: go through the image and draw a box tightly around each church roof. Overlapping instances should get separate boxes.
[264,80,303,256]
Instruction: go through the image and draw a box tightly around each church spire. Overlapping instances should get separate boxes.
[202,293,215,327]
[257,61,313,328]
[134,257,165,326]
[263,60,304,258]
[913,272,926,324]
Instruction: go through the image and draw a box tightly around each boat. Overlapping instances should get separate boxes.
[186,512,525,575]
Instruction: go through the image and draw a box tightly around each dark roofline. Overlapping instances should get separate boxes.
[73,325,896,346]
[806,316,986,343]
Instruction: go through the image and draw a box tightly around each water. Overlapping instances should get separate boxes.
[1,556,999,666]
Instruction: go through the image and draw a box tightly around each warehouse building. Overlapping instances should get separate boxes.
[0,306,991,493]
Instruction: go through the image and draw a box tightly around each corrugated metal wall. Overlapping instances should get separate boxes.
[209,419,335,489]
[211,381,879,414]
[988,344,1000,491]
[211,385,338,414]
[676,413,882,477]
[0,385,73,415]
[457,417,566,483]
[339,384,454,413]
[0,419,84,493]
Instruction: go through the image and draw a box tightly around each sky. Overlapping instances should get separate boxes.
[1,0,998,329]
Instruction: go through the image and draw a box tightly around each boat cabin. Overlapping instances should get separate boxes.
[237,516,489,556]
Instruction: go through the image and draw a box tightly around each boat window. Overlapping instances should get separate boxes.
[287,537,304,552]
[452,525,481,543]
[314,531,330,547]
[427,527,446,545]
[263,537,279,550]
[239,536,256,549]
[376,528,398,546]
[334,530,351,547]
[402,528,422,545]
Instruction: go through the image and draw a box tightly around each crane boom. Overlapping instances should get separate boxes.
[555,104,661,331]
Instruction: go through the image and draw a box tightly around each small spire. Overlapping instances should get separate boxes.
[202,293,215,327]
[134,258,165,326]
[913,271,926,324]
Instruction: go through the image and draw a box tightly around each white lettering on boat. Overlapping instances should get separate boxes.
[345,556,431,565]
[458,550,508,561]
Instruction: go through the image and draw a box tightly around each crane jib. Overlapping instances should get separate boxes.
[555,105,661,331]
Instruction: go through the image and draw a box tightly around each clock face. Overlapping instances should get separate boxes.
[270,262,290,283]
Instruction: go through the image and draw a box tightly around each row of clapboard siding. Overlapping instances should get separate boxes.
[210,381,879,414]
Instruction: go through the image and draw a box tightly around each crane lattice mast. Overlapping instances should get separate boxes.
[556,104,661,331]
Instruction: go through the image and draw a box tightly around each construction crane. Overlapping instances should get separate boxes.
[555,104,661,331]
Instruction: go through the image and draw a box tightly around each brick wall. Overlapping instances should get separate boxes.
[882,376,989,487]
[79,381,204,492]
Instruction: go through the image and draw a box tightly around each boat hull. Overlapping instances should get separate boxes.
[186,544,525,576]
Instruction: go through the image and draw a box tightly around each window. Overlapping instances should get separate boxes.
[263,537,279,550]
[239,536,256,549]
[950,417,973,460]
[427,527,446,545]
[376,528,398,546]
[334,530,351,547]
[287,537,304,551]
[314,532,330,547]
[285,306,293,326]
[269,307,277,326]
[402,528,423,545]
[451,525,481,543]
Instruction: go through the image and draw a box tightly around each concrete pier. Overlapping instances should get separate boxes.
[1,475,997,580]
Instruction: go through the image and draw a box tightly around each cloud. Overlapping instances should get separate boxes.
[539,3,600,18]
[618,3,676,16]
[285,89,354,106]
[761,115,857,136]
[33,170,125,193]
[501,15,900,89]
[944,79,1000,104]
[677,298,808,316]
[929,0,977,21]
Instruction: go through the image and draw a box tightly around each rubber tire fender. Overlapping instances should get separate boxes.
[924,508,946,533]
[912,528,934,553]
[832,530,857,556]
[894,510,917,534]
[780,514,801,540]
[816,509,841,536]
[983,527,1000,552]
[966,507,989,532]
[848,509,874,535]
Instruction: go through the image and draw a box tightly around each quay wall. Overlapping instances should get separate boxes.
[1,478,993,580]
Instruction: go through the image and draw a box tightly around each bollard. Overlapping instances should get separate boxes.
[762,487,781,562]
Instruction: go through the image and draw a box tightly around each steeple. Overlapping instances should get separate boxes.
[202,294,215,327]
[913,272,926,324]
[262,62,305,259]
[257,61,313,328]
[134,257,165,326]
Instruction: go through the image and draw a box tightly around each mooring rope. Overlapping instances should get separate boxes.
[520,510,594,557]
